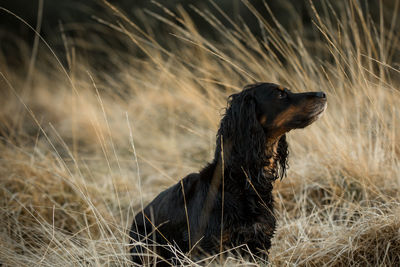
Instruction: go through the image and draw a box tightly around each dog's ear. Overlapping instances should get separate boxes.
[276,134,289,179]
[218,92,266,179]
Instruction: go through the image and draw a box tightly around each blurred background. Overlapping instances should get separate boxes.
[1,0,399,70]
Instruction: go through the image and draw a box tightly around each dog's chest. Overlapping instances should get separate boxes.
[221,198,276,248]
[224,188,274,223]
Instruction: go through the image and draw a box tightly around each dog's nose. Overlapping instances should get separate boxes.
[315,92,326,98]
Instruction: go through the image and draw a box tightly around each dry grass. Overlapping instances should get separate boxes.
[1,0,400,266]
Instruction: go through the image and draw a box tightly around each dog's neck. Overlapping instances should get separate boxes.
[212,138,280,184]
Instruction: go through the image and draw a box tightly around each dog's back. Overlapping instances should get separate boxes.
[129,171,207,265]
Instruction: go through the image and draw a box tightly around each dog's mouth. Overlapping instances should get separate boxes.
[287,100,327,129]
[309,100,327,119]
[299,100,327,128]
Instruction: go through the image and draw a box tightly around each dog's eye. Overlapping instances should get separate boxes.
[277,91,287,99]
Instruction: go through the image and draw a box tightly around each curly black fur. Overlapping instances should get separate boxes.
[129,83,326,266]
[215,88,289,183]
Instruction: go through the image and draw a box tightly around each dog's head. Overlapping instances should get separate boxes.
[218,82,327,180]
[250,83,327,138]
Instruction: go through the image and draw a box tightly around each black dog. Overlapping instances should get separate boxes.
[129,83,327,265]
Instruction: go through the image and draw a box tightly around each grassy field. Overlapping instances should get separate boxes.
[1,1,400,266]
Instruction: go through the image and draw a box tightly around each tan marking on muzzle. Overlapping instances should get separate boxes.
[278,85,285,91]
[272,105,299,127]
[267,105,302,139]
